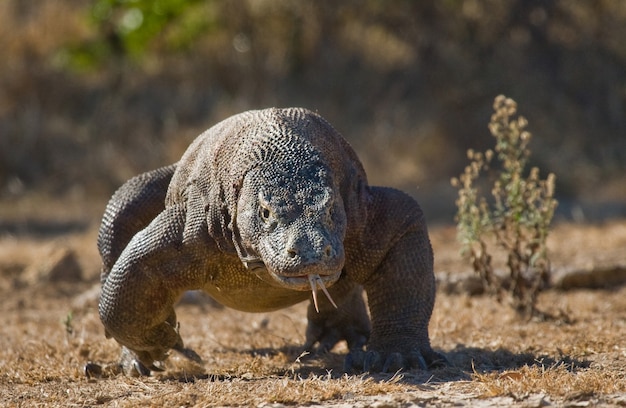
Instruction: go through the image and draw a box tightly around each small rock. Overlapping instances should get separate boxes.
[437,271,485,295]
[552,264,626,289]
[23,247,83,285]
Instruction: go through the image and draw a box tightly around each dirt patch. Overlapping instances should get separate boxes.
[0,220,625,407]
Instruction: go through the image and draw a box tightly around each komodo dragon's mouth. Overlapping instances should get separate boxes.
[271,272,339,312]
[244,260,339,312]
[307,273,338,312]
[272,273,338,312]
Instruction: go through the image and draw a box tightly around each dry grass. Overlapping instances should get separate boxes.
[0,220,625,407]
[474,364,626,399]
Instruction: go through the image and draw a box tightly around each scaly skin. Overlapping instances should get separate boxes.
[98,108,446,375]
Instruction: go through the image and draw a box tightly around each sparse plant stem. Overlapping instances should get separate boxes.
[451,95,558,317]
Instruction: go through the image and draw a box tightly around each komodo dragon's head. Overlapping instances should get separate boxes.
[234,159,346,311]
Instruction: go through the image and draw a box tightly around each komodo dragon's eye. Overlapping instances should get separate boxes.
[258,205,278,232]
[258,191,273,224]
[260,207,271,221]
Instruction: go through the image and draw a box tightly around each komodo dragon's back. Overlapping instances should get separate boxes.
[98,107,446,376]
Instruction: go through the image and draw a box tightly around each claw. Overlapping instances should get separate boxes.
[343,351,356,372]
[84,362,103,379]
[172,344,204,364]
[382,352,404,373]
[308,274,338,313]
[363,351,382,372]
[407,350,428,370]
[344,349,365,373]
[132,359,152,376]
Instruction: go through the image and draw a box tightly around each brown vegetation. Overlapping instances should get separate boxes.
[452,96,558,317]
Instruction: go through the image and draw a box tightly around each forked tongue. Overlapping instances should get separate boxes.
[308,274,338,313]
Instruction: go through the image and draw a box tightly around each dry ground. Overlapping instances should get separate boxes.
[0,205,625,407]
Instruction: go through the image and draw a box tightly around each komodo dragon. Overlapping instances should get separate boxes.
[98,107,445,375]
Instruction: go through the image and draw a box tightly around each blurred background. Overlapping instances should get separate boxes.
[1,0,625,226]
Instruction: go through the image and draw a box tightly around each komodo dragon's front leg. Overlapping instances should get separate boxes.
[99,185,211,375]
[345,187,447,372]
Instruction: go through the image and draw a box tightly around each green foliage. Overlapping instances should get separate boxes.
[63,311,74,335]
[69,0,215,68]
[452,95,558,317]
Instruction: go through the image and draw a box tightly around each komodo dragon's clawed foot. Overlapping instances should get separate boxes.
[344,349,448,373]
[303,285,371,355]
[304,311,370,355]
[117,344,204,377]
[303,328,369,356]
[119,347,166,377]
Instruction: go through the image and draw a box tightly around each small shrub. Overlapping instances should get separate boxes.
[451,95,558,317]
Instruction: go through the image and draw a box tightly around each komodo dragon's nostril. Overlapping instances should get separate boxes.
[324,245,332,258]
[287,248,298,258]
